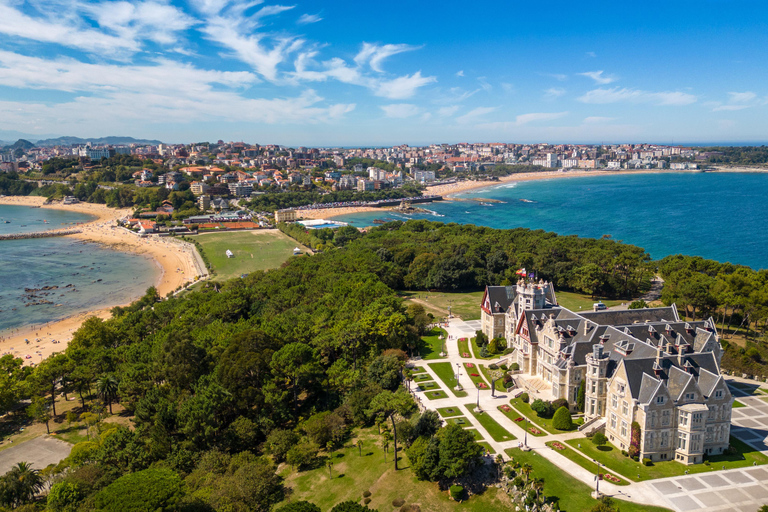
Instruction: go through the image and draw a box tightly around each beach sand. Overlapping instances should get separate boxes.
[297,206,386,220]
[0,195,204,364]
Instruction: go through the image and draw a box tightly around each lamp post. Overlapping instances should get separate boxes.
[456,362,461,383]
[476,385,480,408]
[524,417,529,448]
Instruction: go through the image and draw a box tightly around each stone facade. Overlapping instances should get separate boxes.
[486,281,731,465]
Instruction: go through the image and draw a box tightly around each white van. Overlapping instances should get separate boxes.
[593,302,607,311]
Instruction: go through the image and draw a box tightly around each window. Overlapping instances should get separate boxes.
[679,412,688,426]
[650,411,656,427]
[656,396,664,405]
[662,410,670,425]
[685,393,695,401]
[622,400,628,416]
[660,432,668,447]
[610,413,617,429]
[678,432,687,451]
[620,421,628,437]
[693,413,702,425]
[591,381,597,394]
[592,366,598,375]
[612,394,618,409]
[715,390,723,399]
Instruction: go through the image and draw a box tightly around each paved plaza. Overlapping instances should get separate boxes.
[409,316,768,512]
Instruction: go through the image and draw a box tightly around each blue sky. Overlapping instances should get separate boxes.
[1,0,767,145]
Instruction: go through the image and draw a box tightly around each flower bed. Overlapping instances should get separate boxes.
[470,373,480,377]
[551,442,566,450]
[478,382,488,389]
[529,427,542,435]
[603,473,622,483]
[465,363,475,368]
[462,352,471,358]
[514,417,524,422]
[500,405,511,412]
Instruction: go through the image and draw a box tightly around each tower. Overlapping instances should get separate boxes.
[584,342,610,419]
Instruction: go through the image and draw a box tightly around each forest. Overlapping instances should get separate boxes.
[247,185,422,213]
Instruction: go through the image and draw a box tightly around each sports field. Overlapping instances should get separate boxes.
[195,229,309,281]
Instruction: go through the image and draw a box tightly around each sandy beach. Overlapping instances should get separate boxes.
[298,206,386,220]
[0,195,204,364]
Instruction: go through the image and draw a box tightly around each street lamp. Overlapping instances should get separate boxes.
[455,362,461,383]
[476,385,480,408]
[524,417,529,448]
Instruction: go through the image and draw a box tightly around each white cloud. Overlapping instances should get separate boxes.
[437,105,460,117]
[477,77,492,92]
[375,71,436,99]
[727,91,757,103]
[501,82,515,93]
[578,87,697,106]
[543,87,566,100]
[583,116,615,124]
[297,13,322,24]
[456,106,496,124]
[381,103,420,118]
[578,70,617,84]
[354,43,419,73]
[712,104,750,112]
[514,111,568,126]
[586,51,596,58]
[83,1,197,46]
[0,51,354,127]
[456,70,464,77]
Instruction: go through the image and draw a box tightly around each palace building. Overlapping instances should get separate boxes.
[480,281,732,464]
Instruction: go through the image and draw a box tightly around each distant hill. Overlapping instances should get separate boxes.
[11,139,35,150]
[33,136,163,147]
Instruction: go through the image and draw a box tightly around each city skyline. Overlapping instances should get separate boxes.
[1,0,767,145]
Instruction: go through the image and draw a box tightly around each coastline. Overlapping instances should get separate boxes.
[0,195,203,364]
[299,205,387,220]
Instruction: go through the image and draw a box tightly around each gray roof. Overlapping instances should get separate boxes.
[579,306,679,326]
[621,351,720,402]
[485,285,517,314]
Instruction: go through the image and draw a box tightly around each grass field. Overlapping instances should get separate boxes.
[504,448,672,512]
[424,390,448,400]
[507,397,581,434]
[437,406,463,418]
[401,290,484,320]
[458,337,471,358]
[465,428,484,441]
[277,426,514,512]
[464,404,516,442]
[464,362,489,388]
[497,405,547,437]
[555,290,626,312]
[194,230,307,281]
[419,328,447,360]
[428,362,468,397]
[416,381,439,391]
[410,366,426,374]
[446,417,471,427]
[565,436,768,481]
[413,374,432,382]
[545,441,628,485]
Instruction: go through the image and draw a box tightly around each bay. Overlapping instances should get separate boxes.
[0,205,158,333]
[332,172,768,270]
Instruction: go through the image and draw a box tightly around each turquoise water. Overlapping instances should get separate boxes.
[333,172,768,270]
[0,205,159,333]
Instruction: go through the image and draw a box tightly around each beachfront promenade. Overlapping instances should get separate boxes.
[409,317,768,512]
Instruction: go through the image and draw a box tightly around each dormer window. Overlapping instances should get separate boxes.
[656,396,664,405]
[715,390,723,399]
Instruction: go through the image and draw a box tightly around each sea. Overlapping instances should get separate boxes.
[0,204,159,333]
[332,172,768,271]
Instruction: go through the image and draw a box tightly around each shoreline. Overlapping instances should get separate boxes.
[0,196,203,364]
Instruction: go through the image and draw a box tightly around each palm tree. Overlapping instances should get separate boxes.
[0,462,44,508]
[531,477,545,503]
[520,463,533,486]
[97,374,119,414]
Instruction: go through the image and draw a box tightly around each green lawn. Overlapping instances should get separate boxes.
[446,417,471,428]
[471,337,494,360]
[401,290,484,320]
[497,405,546,437]
[413,374,432,382]
[464,362,489,388]
[195,230,307,281]
[409,366,426,374]
[278,426,514,512]
[508,398,558,434]
[503,448,672,512]
[478,442,496,454]
[419,328,447,360]
[416,381,439,391]
[424,390,448,400]
[458,337,471,358]
[733,400,746,408]
[565,436,768,481]
[545,441,628,486]
[555,290,626,313]
[464,405,516,442]
[465,429,484,441]
[428,362,468,397]
[436,406,463,418]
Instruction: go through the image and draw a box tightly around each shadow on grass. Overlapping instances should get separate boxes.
[597,446,612,452]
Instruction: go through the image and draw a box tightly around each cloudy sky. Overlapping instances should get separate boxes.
[1,0,767,145]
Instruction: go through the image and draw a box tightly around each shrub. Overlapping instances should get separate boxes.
[362,491,371,498]
[274,502,322,512]
[628,299,648,309]
[592,432,608,447]
[511,363,520,371]
[629,422,641,459]
[480,346,489,358]
[363,498,371,504]
[621,450,628,456]
[531,399,553,418]
[392,499,405,507]
[449,485,464,501]
[643,458,653,466]
[552,398,569,411]
[520,393,529,403]
[488,363,498,370]
[500,364,508,371]
[552,406,573,430]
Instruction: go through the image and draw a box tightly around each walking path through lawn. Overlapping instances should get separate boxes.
[408,316,768,512]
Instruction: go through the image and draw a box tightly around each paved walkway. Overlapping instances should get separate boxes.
[0,436,72,474]
[409,317,768,512]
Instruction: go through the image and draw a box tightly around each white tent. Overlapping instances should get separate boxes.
[226,249,234,258]
[293,247,302,255]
